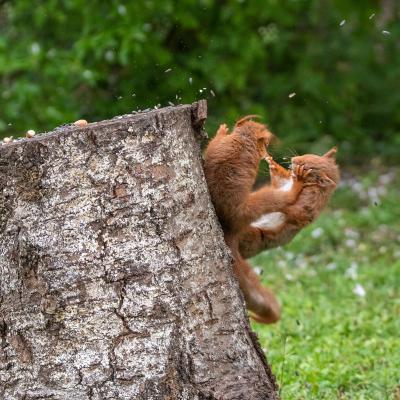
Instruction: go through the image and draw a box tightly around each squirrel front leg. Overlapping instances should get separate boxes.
[214,123,230,141]
[205,124,230,153]
[265,154,291,188]
[237,165,310,225]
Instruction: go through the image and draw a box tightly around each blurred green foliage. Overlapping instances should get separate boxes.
[0,0,399,162]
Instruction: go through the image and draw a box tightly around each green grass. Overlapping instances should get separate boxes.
[251,167,400,400]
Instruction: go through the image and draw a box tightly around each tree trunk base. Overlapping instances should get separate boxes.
[0,102,278,399]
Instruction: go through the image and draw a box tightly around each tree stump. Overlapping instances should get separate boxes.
[0,101,278,399]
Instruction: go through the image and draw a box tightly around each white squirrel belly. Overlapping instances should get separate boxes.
[251,212,286,229]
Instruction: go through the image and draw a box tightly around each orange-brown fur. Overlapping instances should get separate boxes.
[239,149,340,259]
[204,117,311,323]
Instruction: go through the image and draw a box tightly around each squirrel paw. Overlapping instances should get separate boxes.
[292,165,312,181]
[217,123,229,136]
[265,155,280,171]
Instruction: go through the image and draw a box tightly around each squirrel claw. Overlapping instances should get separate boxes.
[219,124,229,134]
[292,165,312,181]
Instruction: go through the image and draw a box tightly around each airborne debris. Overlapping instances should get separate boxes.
[340,20,346,26]
[288,92,296,98]
[210,89,216,97]
[382,30,391,36]
[164,68,172,73]
[189,77,193,85]
[369,13,375,20]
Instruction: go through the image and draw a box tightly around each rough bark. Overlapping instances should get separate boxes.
[0,101,278,400]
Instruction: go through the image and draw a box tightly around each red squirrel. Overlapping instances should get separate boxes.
[238,149,340,259]
[204,116,312,323]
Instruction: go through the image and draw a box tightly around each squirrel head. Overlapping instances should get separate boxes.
[291,147,340,186]
[235,115,276,159]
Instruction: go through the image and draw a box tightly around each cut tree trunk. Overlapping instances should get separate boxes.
[0,101,278,400]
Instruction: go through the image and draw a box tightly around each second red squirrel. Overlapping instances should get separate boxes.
[239,149,340,259]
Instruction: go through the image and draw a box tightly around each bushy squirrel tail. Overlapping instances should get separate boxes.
[228,240,281,324]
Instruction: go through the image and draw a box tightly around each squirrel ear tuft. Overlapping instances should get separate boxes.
[323,146,337,159]
[235,115,261,127]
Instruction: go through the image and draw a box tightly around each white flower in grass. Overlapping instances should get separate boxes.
[285,273,294,281]
[345,239,357,248]
[326,262,337,271]
[378,172,395,185]
[277,260,287,268]
[351,181,363,192]
[296,259,307,269]
[379,246,387,254]
[311,227,324,239]
[345,228,359,239]
[345,262,358,279]
[353,283,366,297]
[285,251,294,260]
[333,209,343,217]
